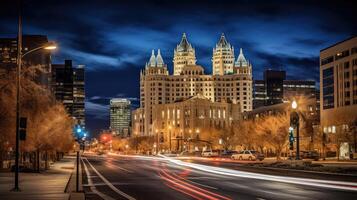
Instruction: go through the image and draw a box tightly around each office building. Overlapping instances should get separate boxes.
[110,98,131,137]
[0,35,52,85]
[265,70,286,106]
[132,33,253,136]
[52,60,85,126]
[253,70,316,109]
[320,36,357,157]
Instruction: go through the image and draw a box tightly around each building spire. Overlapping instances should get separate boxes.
[235,48,248,67]
[217,33,228,48]
[177,33,192,52]
[149,49,156,67]
[156,49,164,67]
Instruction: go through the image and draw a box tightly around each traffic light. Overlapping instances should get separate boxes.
[19,117,27,141]
[289,127,294,150]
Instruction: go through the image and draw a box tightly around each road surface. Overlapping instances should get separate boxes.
[82,154,357,200]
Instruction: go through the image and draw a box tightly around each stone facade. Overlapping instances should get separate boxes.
[132,33,253,136]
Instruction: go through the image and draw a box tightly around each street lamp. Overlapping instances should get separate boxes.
[13,8,57,191]
[290,100,300,160]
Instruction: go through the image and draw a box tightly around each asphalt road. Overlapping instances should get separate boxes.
[82,154,357,200]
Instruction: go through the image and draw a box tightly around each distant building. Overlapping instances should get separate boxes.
[253,69,316,109]
[110,98,131,137]
[132,33,253,136]
[0,35,52,85]
[320,36,357,156]
[133,94,241,151]
[52,60,85,126]
[265,70,286,106]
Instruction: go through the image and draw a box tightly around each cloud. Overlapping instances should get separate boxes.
[85,101,109,120]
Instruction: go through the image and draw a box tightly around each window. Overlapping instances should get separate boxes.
[321,56,334,65]
[335,50,349,60]
[351,47,357,55]
[322,67,334,109]
[344,62,350,69]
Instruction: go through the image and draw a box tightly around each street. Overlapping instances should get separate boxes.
[82,154,357,200]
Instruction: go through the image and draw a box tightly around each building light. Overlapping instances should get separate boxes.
[332,126,336,133]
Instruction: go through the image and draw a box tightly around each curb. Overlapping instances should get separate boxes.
[65,155,85,200]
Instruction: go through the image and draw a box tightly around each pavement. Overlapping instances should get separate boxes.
[0,155,76,200]
[81,153,357,200]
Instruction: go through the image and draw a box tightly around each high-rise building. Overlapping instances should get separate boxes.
[283,80,316,100]
[253,70,316,109]
[212,33,235,75]
[173,33,197,75]
[265,70,286,106]
[0,35,52,85]
[73,65,85,126]
[253,80,266,109]
[52,60,85,126]
[110,98,131,137]
[320,36,357,155]
[133,33,253,136]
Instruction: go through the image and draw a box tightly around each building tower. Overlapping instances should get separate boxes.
[212,33,235,75]
[110,98,131,137]
[173,33,196,75]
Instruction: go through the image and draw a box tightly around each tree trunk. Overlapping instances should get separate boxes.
[36,149,40,172]
[45,151,48,170]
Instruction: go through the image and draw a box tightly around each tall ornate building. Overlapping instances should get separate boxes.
[173,33,196,75]
[133,34,253,136]
[212,33,235,75]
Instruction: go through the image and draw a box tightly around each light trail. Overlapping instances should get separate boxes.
[162,156,357,192]
[106,154,357,191]
[159,165,232,200]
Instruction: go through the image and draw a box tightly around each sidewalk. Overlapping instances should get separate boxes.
[0,156,75,200]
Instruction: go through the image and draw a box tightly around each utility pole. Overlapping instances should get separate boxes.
[12,1,22,191]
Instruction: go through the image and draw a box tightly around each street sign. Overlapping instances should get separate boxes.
[19,117,27,141]
[19,129,26,141]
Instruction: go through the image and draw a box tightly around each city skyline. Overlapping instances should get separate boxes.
[1,0,356,135]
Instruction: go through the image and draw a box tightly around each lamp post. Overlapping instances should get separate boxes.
[290,100,300,160]
[13,7,56,191]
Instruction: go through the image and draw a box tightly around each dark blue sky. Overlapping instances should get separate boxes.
[1,0,356,135]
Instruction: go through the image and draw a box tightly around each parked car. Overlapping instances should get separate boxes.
[220,150,238,158]
[180,151,201,157]
[300,150,319,161]
[202,150,220,157]
[231,150,264,161]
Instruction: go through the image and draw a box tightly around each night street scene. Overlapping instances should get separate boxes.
[1,0,357,200]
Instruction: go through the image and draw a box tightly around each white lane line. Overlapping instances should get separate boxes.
[84,157,136,200]
[106,162,134,173]
[82,158,116,200]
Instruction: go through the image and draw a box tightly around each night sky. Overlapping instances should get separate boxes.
[1,0,356,136]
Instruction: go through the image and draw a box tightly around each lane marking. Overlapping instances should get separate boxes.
[82,158,116,200]
[84,157,136,200]
[106,162,134,173]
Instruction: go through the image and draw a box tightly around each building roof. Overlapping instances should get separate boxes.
[156,49,164,67]
[216,33,229,48]
[320,35,357,52]
[235,48,248,67]
[176,33,194,52]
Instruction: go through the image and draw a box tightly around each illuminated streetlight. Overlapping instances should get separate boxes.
[292,100,297,109]
[13,9,57,190]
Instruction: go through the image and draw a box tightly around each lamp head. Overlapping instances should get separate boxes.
[44,41,57,50]
[292,100,297,109]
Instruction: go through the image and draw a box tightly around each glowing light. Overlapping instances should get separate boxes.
[292,100,297,109]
